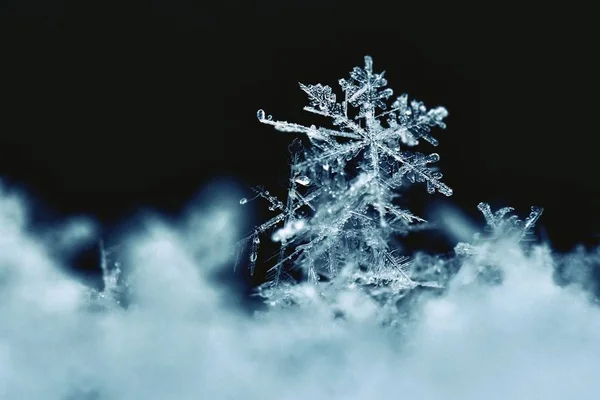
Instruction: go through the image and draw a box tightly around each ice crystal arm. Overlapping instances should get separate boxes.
[338,55,394,116]
[383,94,448,146]
[385,150,452,196]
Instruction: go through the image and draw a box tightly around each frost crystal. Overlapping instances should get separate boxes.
[455,202,544,256]
[88,240,126,309]
[239,56,452,297]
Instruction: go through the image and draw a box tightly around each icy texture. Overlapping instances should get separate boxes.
[240,56,451,294]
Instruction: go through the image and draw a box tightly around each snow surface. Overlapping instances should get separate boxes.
[0,181,599,399]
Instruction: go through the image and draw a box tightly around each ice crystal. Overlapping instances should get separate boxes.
[88,240,126,309]
[239,56,451,296]
[451,202,544,287]
[455,202,544,256]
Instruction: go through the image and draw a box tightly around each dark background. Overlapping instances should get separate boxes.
[1,1,599,275]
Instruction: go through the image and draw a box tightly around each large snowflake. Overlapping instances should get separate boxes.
[239,56,452,299]
[257,56,452,198]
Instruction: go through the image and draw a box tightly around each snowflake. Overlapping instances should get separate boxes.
[256,56,451,198]
[455,202,544,256]
[239,56,452,296]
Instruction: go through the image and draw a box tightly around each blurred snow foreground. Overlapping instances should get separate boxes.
[0,58,600,400]
[2,183,600,399]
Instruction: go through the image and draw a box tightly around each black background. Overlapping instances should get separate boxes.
[1,1,599,275]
